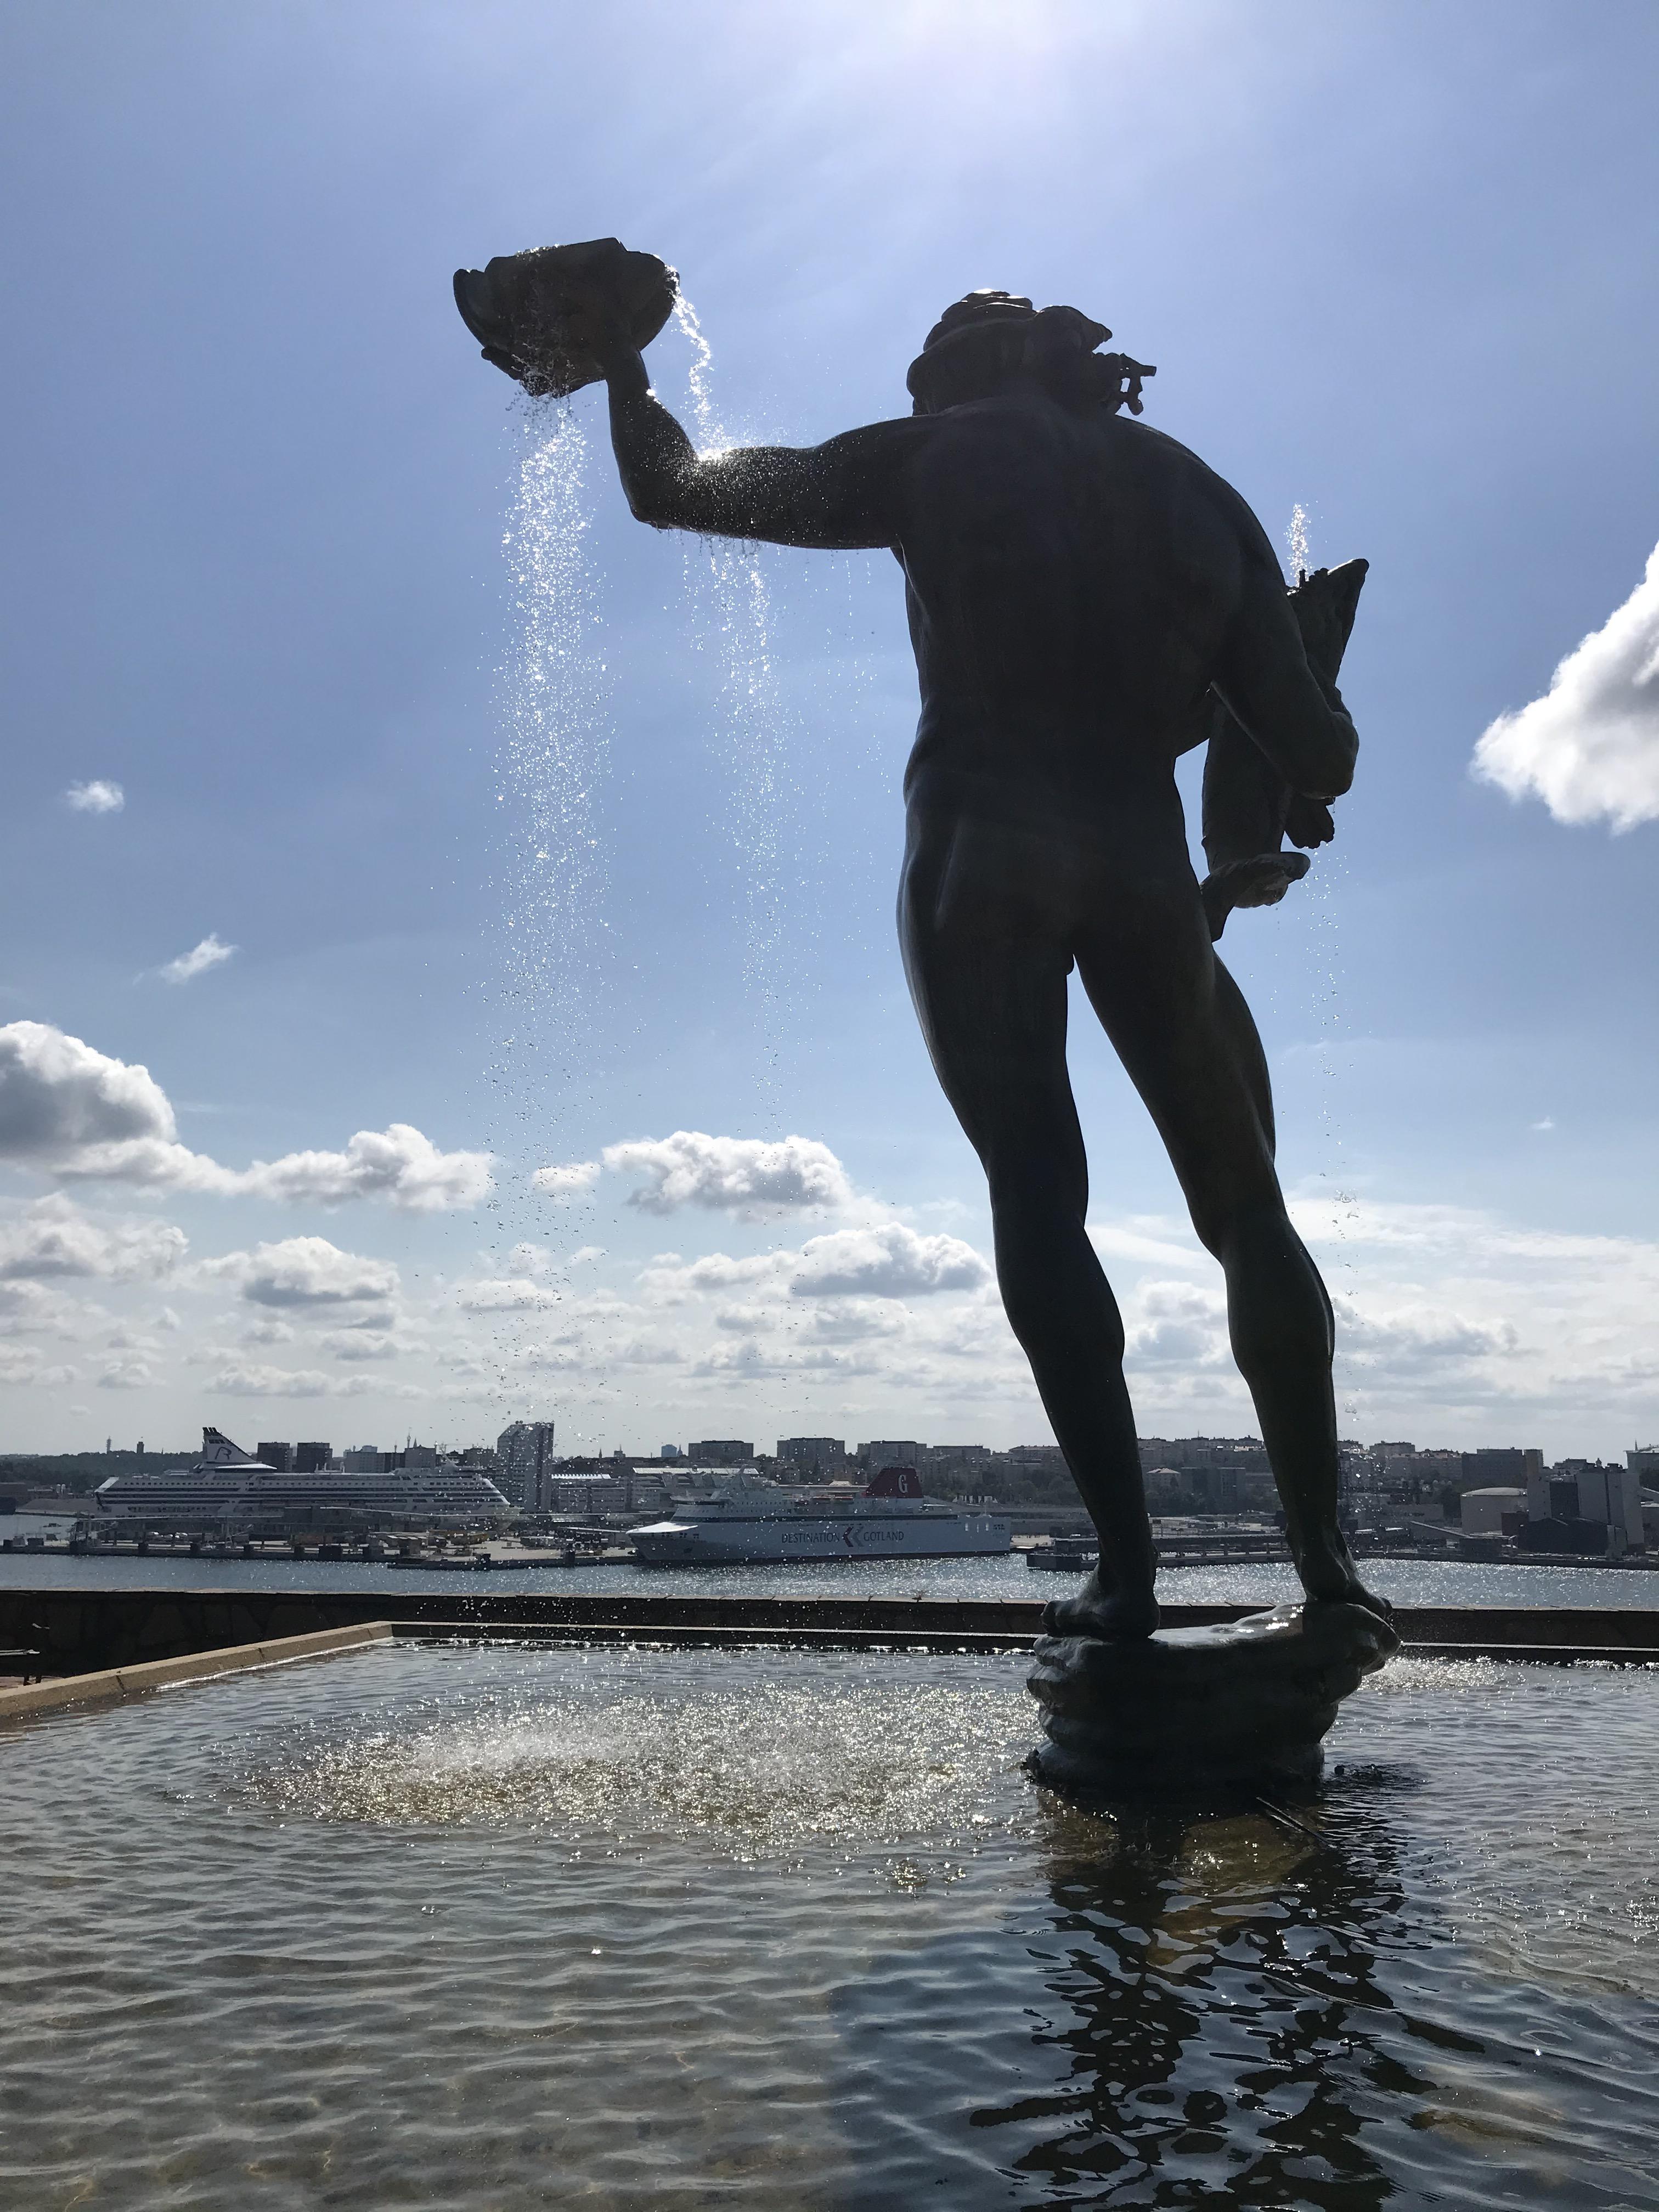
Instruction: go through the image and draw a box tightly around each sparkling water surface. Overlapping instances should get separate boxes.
[4,1544,1659,1612]
[4,1640,1657,2209]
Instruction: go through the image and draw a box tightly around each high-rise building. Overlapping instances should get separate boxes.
[687,1440,754,1464]
[294,1442,332,1474]
[256,1442,292,1471]
[497,1421,556,1509]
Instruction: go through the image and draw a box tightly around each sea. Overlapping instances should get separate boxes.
[3,1516,1658,1612]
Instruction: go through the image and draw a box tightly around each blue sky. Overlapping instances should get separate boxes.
[2,0,1656,1460]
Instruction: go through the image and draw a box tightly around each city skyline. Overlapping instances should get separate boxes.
[3,3,1657,1460]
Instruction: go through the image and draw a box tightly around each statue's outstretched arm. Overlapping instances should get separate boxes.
[602,342,911,550]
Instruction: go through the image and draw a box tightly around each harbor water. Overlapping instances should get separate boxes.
[3,1638,1657,2208]
[4,1537,1659,1612]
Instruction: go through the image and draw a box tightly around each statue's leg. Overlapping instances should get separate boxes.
[1074,878,1384,1618]
[898,812,1157,1640]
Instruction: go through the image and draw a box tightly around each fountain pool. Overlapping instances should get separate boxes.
[4,1640,1657,2208]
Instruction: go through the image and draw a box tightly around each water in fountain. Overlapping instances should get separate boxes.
[7,1643,1658,2207]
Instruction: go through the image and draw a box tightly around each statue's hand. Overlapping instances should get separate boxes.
[1199,851,1311,942]
[1284,794,1335,848]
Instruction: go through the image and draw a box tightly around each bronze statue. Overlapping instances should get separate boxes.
[455,242,1390,1666]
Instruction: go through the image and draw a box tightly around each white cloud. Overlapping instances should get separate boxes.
[158,934,237,985]
[0,1021,182,1166]
[97,1359,154,1390]
[0,1195,185,1282]
[207,1360,332,1398]
[600,1131,853,1217]
[233,1124,492,1211]
[0,1346,80,1386]
[0,1023,490,1210]
[318,1330,400,1362]
[241,1318,296,1345]
[207,1237,399,1310]
[532,1160,602,1199]
[788,1222,990,1298]
[1472,541,1659,830]
[65,779,125,815]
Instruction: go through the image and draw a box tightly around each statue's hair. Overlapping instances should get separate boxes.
[906,291,1155,419]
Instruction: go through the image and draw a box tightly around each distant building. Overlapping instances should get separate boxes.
[257,1441,293,1472]
[1560,1461,1645,1547]
[1460,1447,1543,1496]
[1629,1444,1659,1482]
[294,1442,331,1474]
[497,1421,556,1510]
[659,1444,682,1460]
[1460,1486,1526,1537]
[861,1440,923,1474]
[687,1440,754,1464]
[777,1437,844,1474]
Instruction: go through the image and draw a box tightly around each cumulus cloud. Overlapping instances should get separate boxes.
[66,779,124,814]
[207,1237,399,1310]
[318,1329,400,1362]
[235,1124,492,1211]
[601,1131,853,1217]
[0,1195,185,1282]
[0,1023,490,1209]
[158,934,237,985]
[97,1359,154,1390]
[208,1360,332,1398]
[532,1160,602,1199]
[1472,542,1659,830]
[789,1222,990,1298]
[0,1346,80,1386]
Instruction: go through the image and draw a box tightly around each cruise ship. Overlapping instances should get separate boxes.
[92,1429,511,1530]
[629,1464,1011,1565]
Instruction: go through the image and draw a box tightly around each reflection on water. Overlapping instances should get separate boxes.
[3,1646,1657,2209]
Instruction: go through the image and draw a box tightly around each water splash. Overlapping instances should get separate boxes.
[670,295,789,1111]
[1285,500,1314,584]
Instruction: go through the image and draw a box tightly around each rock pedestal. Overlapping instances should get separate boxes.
[1028,1601,1399,1795]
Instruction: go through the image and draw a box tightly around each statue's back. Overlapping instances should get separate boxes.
[897,393,1247,799]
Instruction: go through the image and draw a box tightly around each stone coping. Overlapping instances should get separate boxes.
[5,1589,1659,1678]
[0,1621,393,1722]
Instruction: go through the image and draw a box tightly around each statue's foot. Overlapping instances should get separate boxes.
[1200,852,1311,941]
[1297,1537,1393,1627]
[1042,1567,1159,1643]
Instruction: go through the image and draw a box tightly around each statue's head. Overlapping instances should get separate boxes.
[906,291,1154,418]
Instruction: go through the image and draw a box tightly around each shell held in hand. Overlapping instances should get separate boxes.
[453,237,679,398]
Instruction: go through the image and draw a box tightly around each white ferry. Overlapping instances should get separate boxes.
[629,1464,1010,1565]
[92,1428,510,1530]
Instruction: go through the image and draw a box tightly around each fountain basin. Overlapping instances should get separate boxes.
[3,1638,1657,2208]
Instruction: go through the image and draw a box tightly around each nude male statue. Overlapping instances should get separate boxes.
[580,281,1384,1641]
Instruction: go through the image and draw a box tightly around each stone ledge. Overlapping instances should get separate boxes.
[0,1621,394,1722]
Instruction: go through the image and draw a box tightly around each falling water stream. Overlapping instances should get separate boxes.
[479,309,793,1436]
[671,294,790,1117]
[482,398,612,1420]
